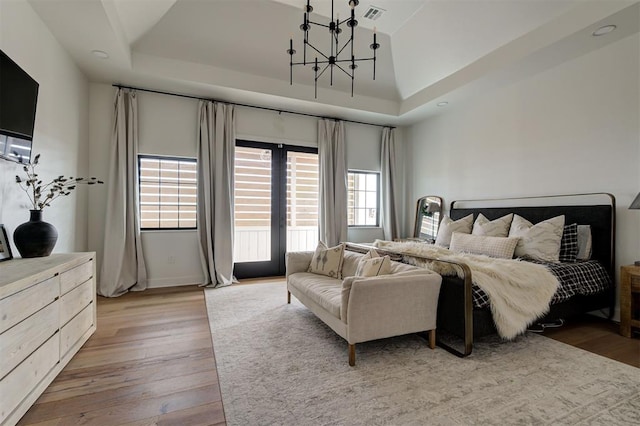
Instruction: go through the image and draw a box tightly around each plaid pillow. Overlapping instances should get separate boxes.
[559,223,579,263]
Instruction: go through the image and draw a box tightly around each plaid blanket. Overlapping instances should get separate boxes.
[473,260,611,308]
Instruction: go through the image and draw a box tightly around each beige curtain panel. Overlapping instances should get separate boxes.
[318,119,348,247]
[381,127,400,240]
[99,88,148,297]
[197,101,236,287]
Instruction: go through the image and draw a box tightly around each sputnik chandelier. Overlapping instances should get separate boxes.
[287,0,380,98]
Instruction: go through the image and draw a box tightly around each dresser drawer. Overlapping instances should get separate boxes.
[0,302,59,380]
[0,333,59,424]
[60,279,93,326]
[60,303,93,358]
[60,260,93,295]
[0,276,59,334]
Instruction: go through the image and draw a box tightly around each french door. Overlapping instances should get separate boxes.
[233,140,319,278]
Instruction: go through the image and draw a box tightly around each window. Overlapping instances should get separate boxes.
[138,155,197,230]
[347,171,379,226]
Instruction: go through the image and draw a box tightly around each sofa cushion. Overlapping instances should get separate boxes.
[343,248,420,276]
[288,272,342,318]
[356,250,391,277]
[308,242,345,279]
[342,250,365,277]
[389,261,419,274]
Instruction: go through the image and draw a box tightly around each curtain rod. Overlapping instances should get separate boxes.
[112,84,395,130]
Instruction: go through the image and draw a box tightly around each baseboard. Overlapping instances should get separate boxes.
[147,275,205,288]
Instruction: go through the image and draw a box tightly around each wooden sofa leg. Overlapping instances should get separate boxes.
[287,291,291,304]
[428,329,436,349]
[348,344,356,366]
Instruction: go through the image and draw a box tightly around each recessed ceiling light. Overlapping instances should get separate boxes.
[592,25,616,36]
[437,102,448,107]
[91,50,109,59]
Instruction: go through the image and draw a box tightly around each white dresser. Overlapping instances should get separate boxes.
[0,253,97,426]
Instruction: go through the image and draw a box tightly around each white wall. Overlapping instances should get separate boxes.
[88,85,390,285]
[0,1,89,255]
[405,34,640,318]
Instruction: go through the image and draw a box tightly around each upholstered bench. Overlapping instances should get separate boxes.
[286,247,442,365]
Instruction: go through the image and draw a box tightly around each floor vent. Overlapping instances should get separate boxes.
[363,6,385,21]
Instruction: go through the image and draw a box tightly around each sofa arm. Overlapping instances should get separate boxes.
[340,270,436,320]
[285,251,314,278]
[342,271,442,344]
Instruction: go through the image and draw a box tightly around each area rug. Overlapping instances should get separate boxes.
[205,282,640,425]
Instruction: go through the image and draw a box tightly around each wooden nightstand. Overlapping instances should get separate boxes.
[620,265,640,338]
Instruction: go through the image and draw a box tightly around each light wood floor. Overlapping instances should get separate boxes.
[18,286,225,426]
[542,314,640,368]
[18,283,639,425]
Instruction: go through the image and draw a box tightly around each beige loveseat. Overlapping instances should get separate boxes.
[285,248,442,365]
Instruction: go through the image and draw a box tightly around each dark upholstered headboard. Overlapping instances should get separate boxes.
[449,193,616,276]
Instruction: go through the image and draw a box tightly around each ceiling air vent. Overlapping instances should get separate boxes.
[363,6,385,21]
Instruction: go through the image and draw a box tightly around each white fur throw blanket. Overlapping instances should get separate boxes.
[373,240,559,339]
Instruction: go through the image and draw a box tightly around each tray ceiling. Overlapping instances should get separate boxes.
[24,0,640,125]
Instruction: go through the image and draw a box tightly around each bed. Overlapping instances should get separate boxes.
[361,193,616,357]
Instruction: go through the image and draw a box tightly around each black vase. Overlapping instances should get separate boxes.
[13,210,58,258]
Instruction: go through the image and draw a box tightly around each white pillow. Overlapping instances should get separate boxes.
[576,225,593,260]
[449,232,519,259]
[472,213,513,237]
[308,241,345,279]
[435,214,473,248]
[356,250,391,277]
[356,248,380,263]
[508,215,565,262]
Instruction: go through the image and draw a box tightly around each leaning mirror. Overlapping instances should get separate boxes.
[413,196,443,241]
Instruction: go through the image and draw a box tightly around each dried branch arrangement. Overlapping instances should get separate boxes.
[15,154,104,210]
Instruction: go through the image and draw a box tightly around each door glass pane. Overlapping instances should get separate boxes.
[286,151,319,252]
[234,147,272,262]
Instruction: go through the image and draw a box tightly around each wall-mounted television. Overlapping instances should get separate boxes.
[0,49,39,164]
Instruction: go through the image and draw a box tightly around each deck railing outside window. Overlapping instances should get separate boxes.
[234,148,319,262]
